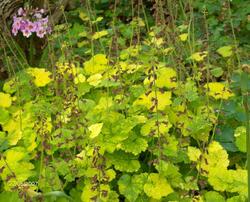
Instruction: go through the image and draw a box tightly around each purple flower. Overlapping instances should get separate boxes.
[36,29,46,38]
[34,13,42,19]
[40,16,49,24]
[12,7,52,38]
[12,16,22,29]
[12,27,18,36]
[19,19,28,31]
[17,8,24,16]
[34,21,43,31]
[12,16,22,35]
[22,29,32,38]
[26,20,36,32]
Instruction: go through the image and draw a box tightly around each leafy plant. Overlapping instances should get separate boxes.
[0,0,249,201]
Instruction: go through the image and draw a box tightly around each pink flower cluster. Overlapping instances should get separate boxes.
[12,8,51,38]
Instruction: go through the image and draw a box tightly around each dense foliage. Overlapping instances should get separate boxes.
[0,0,250,201]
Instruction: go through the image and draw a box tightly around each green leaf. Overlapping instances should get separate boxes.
[202,143,247,196]
[188,114,212,141]
[22,128,37,152]
[162,136,179,157]
[226,195,247,202]
[217,46,233,57]
[3,71,33,102]
[0,92,12,108]
[181,176,199,191]
[84,54,108,75]
[133,91,172,111]
[81,182,111,202]
[42,191,74,201]
[97,113,140,152]
[200,141,229,173]
[187,146,201,162]
[88,123,103,139]
[144,67,177,88]
[106,191,119,202]
[81,183,99,202]
[184,79,199,102]
[234,126,246,152]
[208,169,247,196]
[38,167,62,192]
[92,30,108,40]
[189,51,207,62]
[140,117,172,137]
[77,82,92,96]
[0,147,35,190]
[0,191,24,202]
[143,173,173,200]
[204,191,225,202]
[155,161,183,188]
[0,107,9,124]
[66,23,85,42]
[211,67,224,77]
[106,150,140,172]
[118,174,147,202]
[0,133,8,152]
[78,99,96,112]
[119,133,148,155]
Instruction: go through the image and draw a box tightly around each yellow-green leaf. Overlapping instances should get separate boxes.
[187,146,201,162]
[217,46,233,58]
[0,92,12,108]
[84,54,109,74]
[234,126,246,152]
[144,173,173,199]
[88,123,103,139]
[179,33,188,42]
[92,30,108,40]
[144,67,177,88]
[141,118,172,136]
[0,147,34,190]
[189,51,208,62]
[133,91,172,111]
[74,74,86,84]
[205,82,234,100]
[200,141,229,173]
[79,12,89,21]
[93,17,103,23]
[87,74,103,86]
[27,68,52,87]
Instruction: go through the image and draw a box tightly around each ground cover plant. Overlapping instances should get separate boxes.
[0,0,249,201]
